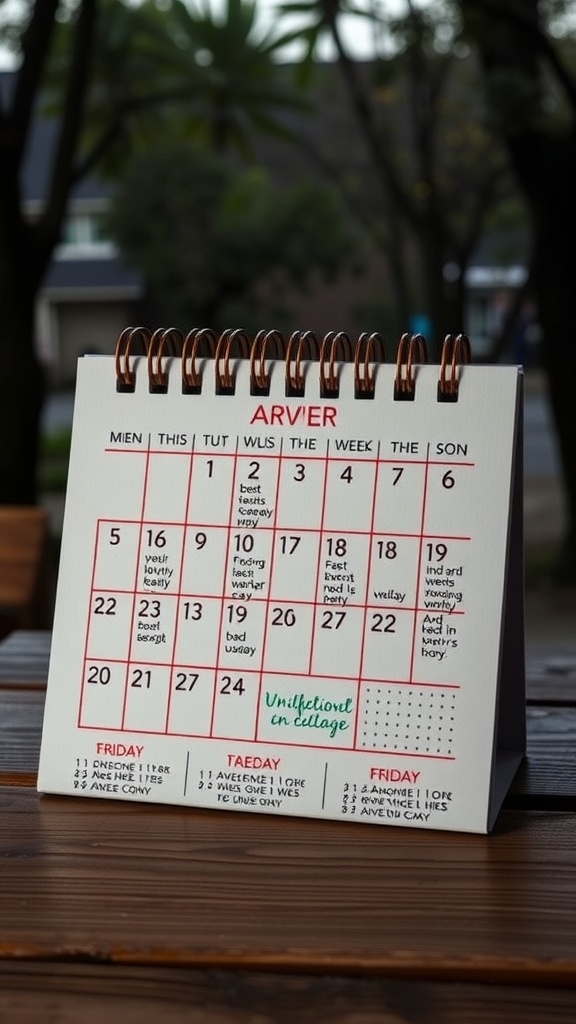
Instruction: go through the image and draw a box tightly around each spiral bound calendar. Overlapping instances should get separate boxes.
[38,328,526,833]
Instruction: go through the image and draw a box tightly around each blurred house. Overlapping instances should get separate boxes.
[36,199,143,386]
[6,64,533,382]
[25,118,144,385]
[0,71,144,387]
[463,232,538,362]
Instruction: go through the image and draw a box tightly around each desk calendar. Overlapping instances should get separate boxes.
[38,330,526,833]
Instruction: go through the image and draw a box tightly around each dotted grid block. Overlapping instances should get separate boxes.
[358,685,457,756]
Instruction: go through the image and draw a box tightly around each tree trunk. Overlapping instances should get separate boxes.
[420,222,466,354]
[522,131,576,581]
[539,280,576,581]
[459,0,576,581]
[0,277,45,504]
[0,170,46,504]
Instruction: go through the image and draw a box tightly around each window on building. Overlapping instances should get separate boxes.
[466,293,503,357]
[57,211,116,258]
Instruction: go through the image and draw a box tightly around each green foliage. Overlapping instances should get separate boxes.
[44,0,310,170]
[41,428,72,458]
[274,0,525,338]
[39,428,72,493]
[276,0,371,76]
[107,140,357,329]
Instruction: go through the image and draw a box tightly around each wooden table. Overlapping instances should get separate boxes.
[1,630,575,1022]
[0,508,51,638]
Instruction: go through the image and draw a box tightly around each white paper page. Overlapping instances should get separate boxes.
[38,355,521,832]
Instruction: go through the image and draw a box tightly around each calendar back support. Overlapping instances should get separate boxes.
[38,336,525,833]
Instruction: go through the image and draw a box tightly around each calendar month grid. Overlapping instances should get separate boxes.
[78,432,473,761]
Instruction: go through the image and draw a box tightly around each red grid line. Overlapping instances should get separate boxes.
[104,445,475,470]
[209,437,241,738]
[92,517,472,542]
[163,438,196,734]
[307,440,332,675]
[354,441,381,748]
[77,721,455,761]
[408,443,431,684]
[83,440,467,749]
[82,657,460,691]
[78,520,105,727]
[120,435,153,731]
[253,439,284,740]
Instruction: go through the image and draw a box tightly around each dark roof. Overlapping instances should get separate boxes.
[1,70,111,202]
[470,235,530,272]
[1,71,142,294]
[24,112,112,202]
[43,257,141,292]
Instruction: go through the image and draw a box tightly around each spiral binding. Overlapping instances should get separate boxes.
[250,329,285,395]
[354,332,386,398]
[115,326,152,390]
[148,327,183,391]
[394,332,427,401]
[286,330,319,396]
[182,328,217,393]
[114,328,471,399]
[438,333,471,402]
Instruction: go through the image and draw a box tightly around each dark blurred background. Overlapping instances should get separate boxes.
[0,1,575,626]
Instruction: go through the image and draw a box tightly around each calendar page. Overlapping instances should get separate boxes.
[38,352,524,833]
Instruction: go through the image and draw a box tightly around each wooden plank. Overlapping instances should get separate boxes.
[0,691,44,779]
[508,758,576,807]
[0,963,575,1023]
[0,630,51,687]
[525,706,576,758]
[1,691,576,804]
[1,632,575,804]
[525,643,576,704]
[0,510,52,633]
[1,787,576,986]
[526,641,576,663]
[1,631,576,702]
[1,631,576,686]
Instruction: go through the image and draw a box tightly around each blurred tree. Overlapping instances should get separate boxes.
[458,0,576,579]
[47,0,309,168]
[278,0,515,344]
[108,140,357,329]
[0,0,308,504]
[0,0,98,504]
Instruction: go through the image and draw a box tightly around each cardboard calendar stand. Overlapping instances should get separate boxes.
[38,329,526,833]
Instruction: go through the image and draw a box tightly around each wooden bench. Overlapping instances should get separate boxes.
[0,632,576,1021]
[0,507,52,638]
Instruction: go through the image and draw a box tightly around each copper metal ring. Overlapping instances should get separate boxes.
[182,328,217,390]
[320,331,352,393]
[395,332,428,396]
[285,330,319,392]
[250,330,286,391]
[354,332,386,395]
[148,327,183,389]
[215,328,251,390]
[439,333,471,397]
[114,327,151,388]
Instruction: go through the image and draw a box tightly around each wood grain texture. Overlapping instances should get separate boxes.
[1,636,576,1016]
[1,786,576,986]
[3,631,576,699]
[524,644,576,704]
[525,706,576,758]
[508,758,576,807]
[0,511,51,631]
[0,691,44,777]
[2,688,576,805]
[0,630,51,687]
[1,964,576,1024]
